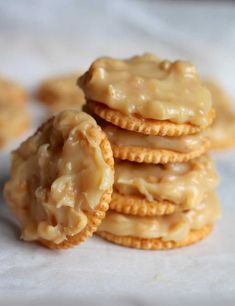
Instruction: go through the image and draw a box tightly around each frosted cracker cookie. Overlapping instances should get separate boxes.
[111,155,218,216]
[80,54,214,136]
[4,110,114,249]
[97,193,220,250]
[102,121,210,163]
[37,73,85,113]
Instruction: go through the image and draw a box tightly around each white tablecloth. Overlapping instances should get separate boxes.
[0,1,235,305]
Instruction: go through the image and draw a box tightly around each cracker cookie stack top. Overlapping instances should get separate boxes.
[80,54,220,250]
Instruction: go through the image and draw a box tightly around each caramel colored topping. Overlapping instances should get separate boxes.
[4,111,113,244]
[102,122,206,153]
[114,155,218,209]
[80,54,212,126]
[98,193,220,242]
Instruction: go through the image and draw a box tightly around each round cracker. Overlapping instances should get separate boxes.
[88,101,215,136]
[110,192,176,217]
[110,138,210,164]
[97,224,213,250]
[41,134,114,249]
[0,105,31,148]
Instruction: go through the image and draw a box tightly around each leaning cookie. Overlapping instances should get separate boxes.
[102,122,210,163]
[80,54,215,136]
[205,80,235,150]
[37,73,85,113]
[97,193,220,250]
[4,110,114,249]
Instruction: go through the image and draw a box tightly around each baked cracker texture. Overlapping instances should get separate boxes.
[97,224,213,250]
[40,134,114,249]
[110,192,176,217]
[40,134,113,249]
[88,101,215,136]
[110,139,210,164]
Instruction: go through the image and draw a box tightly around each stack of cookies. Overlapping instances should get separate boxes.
[3,54,221,251]
[79,54,221,250]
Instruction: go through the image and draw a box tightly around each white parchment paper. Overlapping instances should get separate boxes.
[0,1,235,305]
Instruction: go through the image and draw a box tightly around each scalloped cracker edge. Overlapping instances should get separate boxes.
[88,101,215,136]
[40,132,114,249]
[110,138,210,164]
[97,224,213,250]
[110,192,176,217]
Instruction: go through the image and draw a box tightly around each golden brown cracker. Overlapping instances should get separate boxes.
[88,101,215,136]
[110,192,176,217]
[97,224,213,250]
[110,139,210,164]
[40,135,114,249]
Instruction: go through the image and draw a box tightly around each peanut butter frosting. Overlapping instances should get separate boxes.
[4,110,114,244]
[79,54,212,126]
[102,122,207,153]
[98,192,220,242]
[114,155,218,209]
